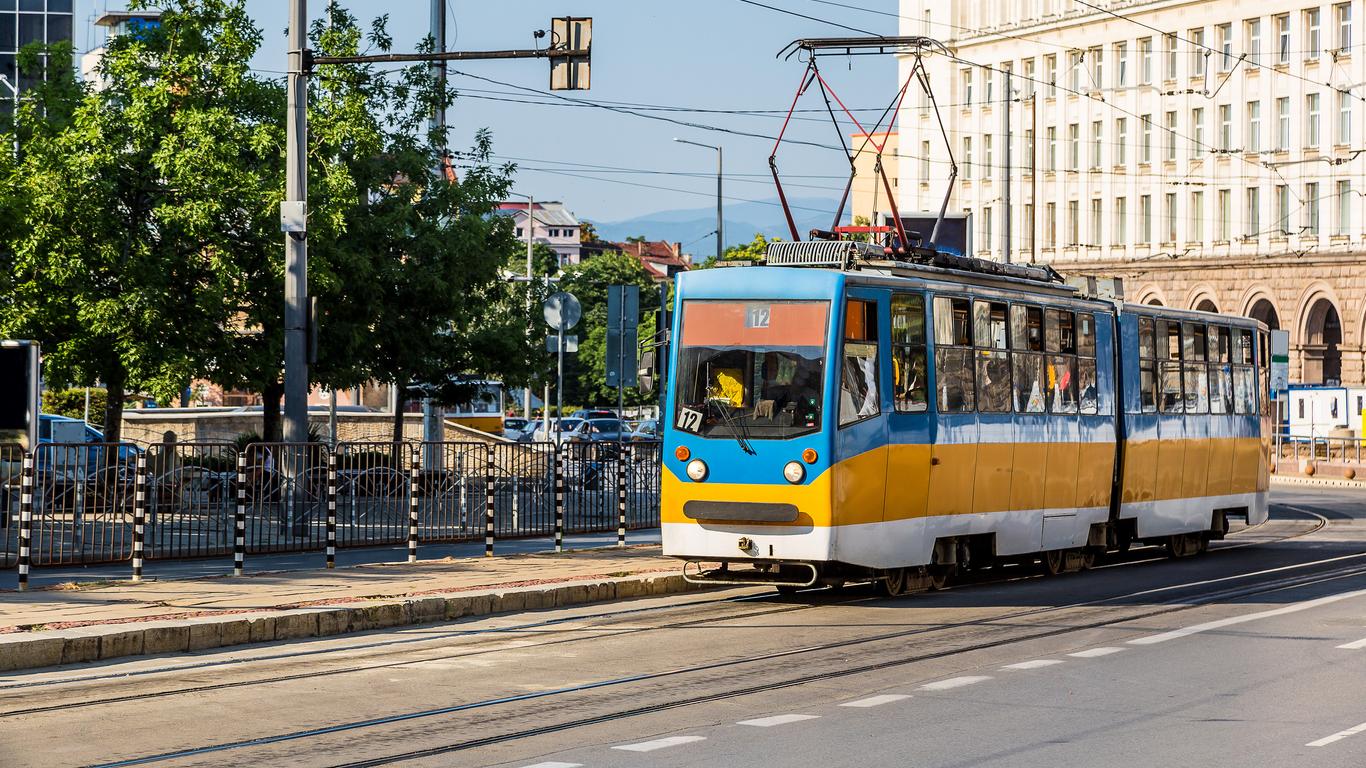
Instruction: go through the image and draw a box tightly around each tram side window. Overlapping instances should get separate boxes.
[1011,304,1046,412]
[1157,320,1184,413]
[934,296,975,412]
[974,300,1011,412]
[839,299,881,426]
[1077,312,1099,415]
[1233,328,1256,414]
[1182,323,1209,413]
[1208,325,1233,415]
[1138,317,1158,413]
[1045,308,1078,414]
[891,294,928,413]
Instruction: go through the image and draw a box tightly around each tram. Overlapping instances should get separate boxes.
[661,240,1272,594]
[445,380,507,435]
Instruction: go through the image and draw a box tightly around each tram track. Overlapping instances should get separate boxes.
[0,514,1322,722]
[80,519,1365,768]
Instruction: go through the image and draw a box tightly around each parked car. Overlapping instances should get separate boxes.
[37,414,142,461]
[570,409,616,420]
[628,419,660,441]
[501,417,531,440]
[531,418,584,443]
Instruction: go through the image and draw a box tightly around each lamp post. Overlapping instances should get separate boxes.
[509,191,537,420]
[674,138,723,261]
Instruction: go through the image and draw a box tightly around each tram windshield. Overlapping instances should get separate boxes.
[674,300,829,440]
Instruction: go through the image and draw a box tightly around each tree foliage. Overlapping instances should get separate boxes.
[556,253,659,407]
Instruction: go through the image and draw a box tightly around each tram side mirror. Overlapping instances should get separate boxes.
[638,350,656,394]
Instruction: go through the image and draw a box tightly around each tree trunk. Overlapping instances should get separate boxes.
[102,363,126,445]
[392,384,407,445]
[262,380,284,443]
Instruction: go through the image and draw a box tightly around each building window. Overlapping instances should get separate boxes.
[1140,114,1152,163]
[515,227,524,237]
[1338,2,1352,50]
[984,134,993,178]
[1164,33,1178,79]
[1218,23,1234,71]
[1339,90,1352,144]
[921,141,931,180]
[1165,110,1178,160]
[985,68,994,103]
[1114,196,1127,244]
[1307,7,1322,58]
[1022,58,1036,97]
[1276,13,1291,63]
[1191,27,1207,76]
[1141,194,1153,241]
[963,137,973,179]
[1190,191,1205,242]
[1306,181,1321,234]
[1067,199,1079,245]
[984,205,993,251]
[1219,104,1232,150]
[1277,96,1291,150]
[1024,128,1035,171]
[1091,120,1103,169]
[1337,180,1352,235]
[1088,45,1103,89]
[1191,107,1205,157]
[1116,41,1128,86]
[1164,192,1178,243]
[1046,126,1057,171]
[1024,203,1035,252]
[1116,118,1128,165]
[1068,122,1080,170]
[1246,18,1262,65]
[962,68,973,105]
[1276,184,1291,233]
[1140,37,1153,84]
[1246,186,1261,237]
[1218,188,1231,241]
[1247,100,1261,152]
[1089,198,1102,245]
[1307,92,1321,147]
[1068,50,1081,92]
[1045,54,1057,96]
[1045,202,1057,246]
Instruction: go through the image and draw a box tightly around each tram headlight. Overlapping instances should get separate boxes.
[686,459,709,482]
[783,461,806,484]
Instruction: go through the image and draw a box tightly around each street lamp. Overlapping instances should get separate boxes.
[508,191,538,421]
[674,138,723,262]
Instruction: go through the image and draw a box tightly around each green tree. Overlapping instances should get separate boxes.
[696,232,780,269]
[505,241,560,278]
[556,252,659,407]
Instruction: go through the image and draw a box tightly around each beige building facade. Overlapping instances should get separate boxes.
[897,0,1366,385]
[849,131,900,228]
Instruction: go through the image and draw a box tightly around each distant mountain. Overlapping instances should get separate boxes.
[589,197,841,254]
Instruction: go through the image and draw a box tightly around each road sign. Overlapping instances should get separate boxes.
[550,17,592,91]
[543,291,581,331]
[1270,329,1290,395]
[546,334,579,353]
[607,285,639,331]
[606,286,641,388]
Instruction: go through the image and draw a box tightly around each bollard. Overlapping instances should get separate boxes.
[484,444,495,557]
[554,443,565,554]
[17,455,33,591]
[132,455,147,582]
[326,453,337,569]
[408,450,420,563]
[617,443,629,547]
[234,453,246,576]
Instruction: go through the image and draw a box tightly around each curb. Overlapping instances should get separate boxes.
[0,572,709,674]
[1271,474,1366,489]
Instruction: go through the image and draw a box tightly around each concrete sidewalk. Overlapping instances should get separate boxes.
[0,544,700,673]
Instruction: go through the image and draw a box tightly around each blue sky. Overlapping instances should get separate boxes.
[78,1,899,231]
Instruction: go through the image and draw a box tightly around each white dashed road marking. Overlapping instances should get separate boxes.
[612,736,707,752]
[1307,720,1366,747]
[1129,588,1366,645]
[738,714,821,727]
[1001,659,1064,670]
[1336,637,1366,650]
[919,676,992,691]
[1069,647,1126,658]
[840,694,912,708]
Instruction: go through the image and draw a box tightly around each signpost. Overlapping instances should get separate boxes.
[607,285,640,420]
[0,340,40,452]
[543,291,581,440]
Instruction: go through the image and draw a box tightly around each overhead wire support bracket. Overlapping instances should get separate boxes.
[778,35,950,60]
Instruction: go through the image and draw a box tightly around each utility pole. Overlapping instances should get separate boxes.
[674,138,723,260]
[524,194,534,420]
[1002,70,1012,265]
[282,0,309,444]
[421,0,448,449]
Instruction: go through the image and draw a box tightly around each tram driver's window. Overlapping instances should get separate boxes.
[839,298,880,427]
[934,296,975,412]
[891,294,928,413]
[1045,309,1078,413]
[1011,305,1046,412]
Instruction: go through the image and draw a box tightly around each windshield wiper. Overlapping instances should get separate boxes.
[707,398,757,455]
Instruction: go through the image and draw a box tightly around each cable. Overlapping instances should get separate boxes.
[733,0,883,36]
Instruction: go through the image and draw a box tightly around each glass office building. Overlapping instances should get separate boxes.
[0,0,74,91]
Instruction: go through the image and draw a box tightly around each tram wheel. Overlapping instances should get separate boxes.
[880,568,908,597]
[1042,549,1065,576]
[927,564,955,591]
[1080,549,1098,570]
[1166,533,1202,558]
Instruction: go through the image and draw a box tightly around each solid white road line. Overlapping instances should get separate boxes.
[1001,659,1065,670]
[919,676,992,691]
[1129,588,1366,646]
[1307,721,1366,747]
[737,714,821,727]
[612,736,707,752]
[840,694,912,708]
[1068,647,1126,658]
[1336,637,1366,650]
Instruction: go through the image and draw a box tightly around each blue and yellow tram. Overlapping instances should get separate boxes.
[661,242,1271,592]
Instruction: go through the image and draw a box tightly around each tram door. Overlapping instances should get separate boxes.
[884,293,931,523]
[833,292,890,526]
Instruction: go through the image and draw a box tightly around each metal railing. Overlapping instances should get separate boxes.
[3,439,664,580]
[1273,429,1366,465]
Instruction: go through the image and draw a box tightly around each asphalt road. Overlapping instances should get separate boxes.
[2,486,1364,768]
